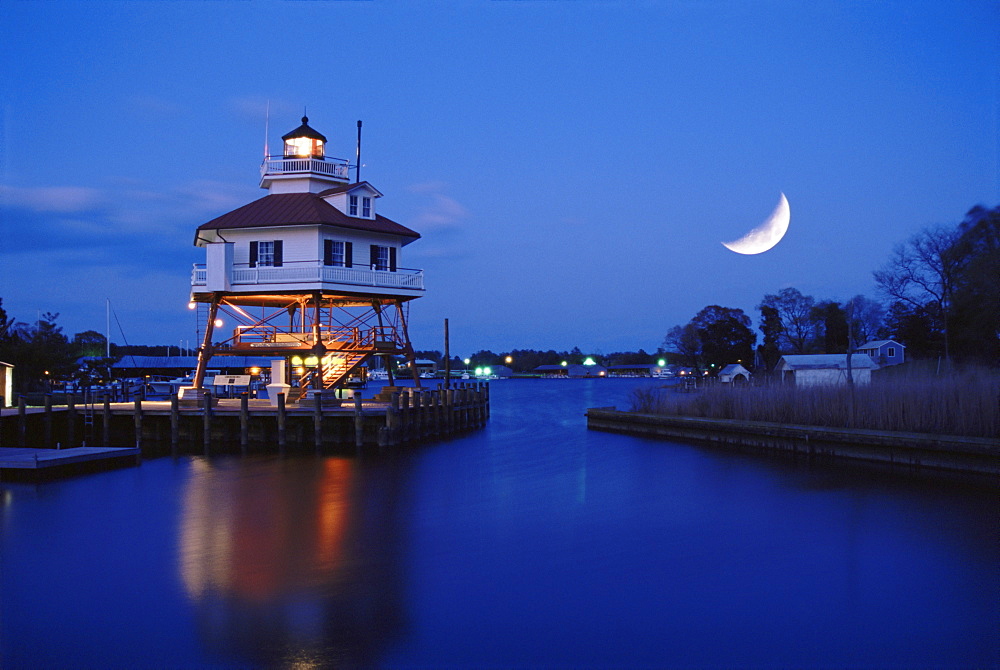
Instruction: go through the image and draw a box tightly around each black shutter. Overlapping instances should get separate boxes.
[345,241,353,268]
[389,247,397,272]
[370,245,378,269]
[249,241,258,268]
[324,239,333,266]
[273,240,283,267]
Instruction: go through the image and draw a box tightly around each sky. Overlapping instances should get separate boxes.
[1,0,997,359]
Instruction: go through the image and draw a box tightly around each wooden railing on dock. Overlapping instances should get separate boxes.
[0,383,490,455]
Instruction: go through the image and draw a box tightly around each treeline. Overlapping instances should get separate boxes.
[411,348,670,374]
[664,204,999,374]
[0,303,192,394]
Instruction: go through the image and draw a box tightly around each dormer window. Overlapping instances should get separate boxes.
[349,195,358,216]
[362,197,371,218]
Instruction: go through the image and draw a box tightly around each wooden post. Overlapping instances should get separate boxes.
[413,390,423,440]
[17,395,26,447]
[313,392,323,451]
[386,391,400,446]
[277,393,287,451]
[66,393,76,448]
[202,392,212,453]
[240,393,249,453]
[133,396,143,450]
[444,318,451,389]
[400,390,410,443]
[44,394,53,448]
[170,394,180,453]
[354,391,364,448]
[103,394,111,447]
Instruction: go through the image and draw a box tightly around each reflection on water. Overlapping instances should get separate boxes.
[178,455,403,667]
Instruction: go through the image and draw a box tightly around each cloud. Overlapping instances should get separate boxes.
[0,185,106,213]
[405,182,469,232]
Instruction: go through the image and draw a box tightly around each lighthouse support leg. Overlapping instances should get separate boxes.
[395,299,421,389]
[193,296,220,390]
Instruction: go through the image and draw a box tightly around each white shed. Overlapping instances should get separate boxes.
[777,354,878,387]
[718,363,751,383]
[0,361,11,406]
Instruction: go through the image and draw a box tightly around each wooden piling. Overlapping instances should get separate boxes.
[44,394,53,449]
[18,396,26,447]
[170,394,180,452]
[400,391,410,443]
[240,393,249,453]
[202,392,212,453]
[103,394,111,447]
[313,393,323,450]
[66,394,76,448]
[354,392,364,448]
[386,392,400,446]
[133,396,143,449]
[277,393,287,451]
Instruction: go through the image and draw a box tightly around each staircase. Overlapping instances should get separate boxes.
[287,340,374,402]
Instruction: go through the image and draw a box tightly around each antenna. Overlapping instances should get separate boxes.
[356,120,362,183]
[263,100,270,158]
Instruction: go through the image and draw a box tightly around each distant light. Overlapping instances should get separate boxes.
[658,359,666,367]
[214,318,224,328]
[464,358,471,365]
[475,367,483,376]
[505,356,512,364]
[561,361,568,366]
[583,357,596,366]
[483,367,492,376]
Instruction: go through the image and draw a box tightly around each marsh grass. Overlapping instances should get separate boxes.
[630,366,999,438]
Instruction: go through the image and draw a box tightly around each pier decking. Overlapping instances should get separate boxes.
[0,446,141,480]
[0,383,490,455]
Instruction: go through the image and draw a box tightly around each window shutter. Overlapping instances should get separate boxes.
[324,239,333,266]
[370,245,378,269]
[249,241,258,268]
[345,241,353,268]
[389,247,397,272]
[273,240,283,267]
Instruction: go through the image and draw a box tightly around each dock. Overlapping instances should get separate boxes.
[0,446,141,480]
[0,382,490,455]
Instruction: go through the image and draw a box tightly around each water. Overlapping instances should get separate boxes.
[2,379,997,668]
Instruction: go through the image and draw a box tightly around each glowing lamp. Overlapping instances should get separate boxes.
[291,356,303,366]
[658,359,666,367]
[214,318,224,328]
[304,356,319,366]
[282,116,326,159]
[583,357,596,366]
[187,302,196,310]
[249,367,261,375]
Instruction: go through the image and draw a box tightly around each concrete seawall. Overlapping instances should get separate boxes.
[586,408,1000,477]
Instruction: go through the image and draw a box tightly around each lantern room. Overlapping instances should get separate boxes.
[282,116,326,159]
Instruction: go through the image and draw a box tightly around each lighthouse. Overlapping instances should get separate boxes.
[189,116,424,401]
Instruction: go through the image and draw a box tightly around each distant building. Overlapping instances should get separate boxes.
[1,361,12,406]
[856,340,905,367]
[606,364,665,377]
[777,354,878,387]
[718,363,751,384]
[411,359,438,376]
[534,364,568,377]
[567,364,606,378]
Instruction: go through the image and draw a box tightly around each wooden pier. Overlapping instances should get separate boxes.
[0,382,490,456]
[0,446,141,481]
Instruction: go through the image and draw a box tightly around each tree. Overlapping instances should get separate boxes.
[846,294,884,348]
[664,323,702,371]
[874,225,961,361]
[757,304,783,373]
[810,301,848,353]
[946,205,1000,362]
[758,288,816,354]
[691,305,756,371]
[73,330,108,357]
[881,300,942,360]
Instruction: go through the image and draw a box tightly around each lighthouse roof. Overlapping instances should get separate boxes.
[195,192,419,240]
[281,116,327,142]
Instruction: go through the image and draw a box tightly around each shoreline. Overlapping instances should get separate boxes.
[586,408,1000,479]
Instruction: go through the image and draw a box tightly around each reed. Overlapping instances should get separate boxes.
[630,366,999,438]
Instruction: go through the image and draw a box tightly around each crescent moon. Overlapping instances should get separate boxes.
[722,193,790,255]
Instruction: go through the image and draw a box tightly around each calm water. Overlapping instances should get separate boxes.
[1,379,997,668]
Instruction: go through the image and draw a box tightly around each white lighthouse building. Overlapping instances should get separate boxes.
[189,116,424,399]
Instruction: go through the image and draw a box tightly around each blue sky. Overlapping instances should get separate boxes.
[1,1,997,358]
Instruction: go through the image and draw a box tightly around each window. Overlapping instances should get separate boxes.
[324,239,352,267]
[249,240,283,268]
[362,197,371,218]
[349,195,358,216]
[887,347,895,358]
[370,244,395,271]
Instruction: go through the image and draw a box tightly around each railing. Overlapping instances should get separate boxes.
[231,324,402,350]
[261,156,349,181]
[191,262,424,291]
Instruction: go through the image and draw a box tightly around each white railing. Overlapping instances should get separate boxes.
[191,263,424,291]
[260,157,349,181]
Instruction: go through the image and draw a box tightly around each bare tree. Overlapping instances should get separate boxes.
[758,288,816,354]
[873,225,961,361]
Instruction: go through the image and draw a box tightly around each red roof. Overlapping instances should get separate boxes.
[195,193,420,240]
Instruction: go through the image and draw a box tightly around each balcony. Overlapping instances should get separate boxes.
[191,262,424,293]
[260,156,349,181]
